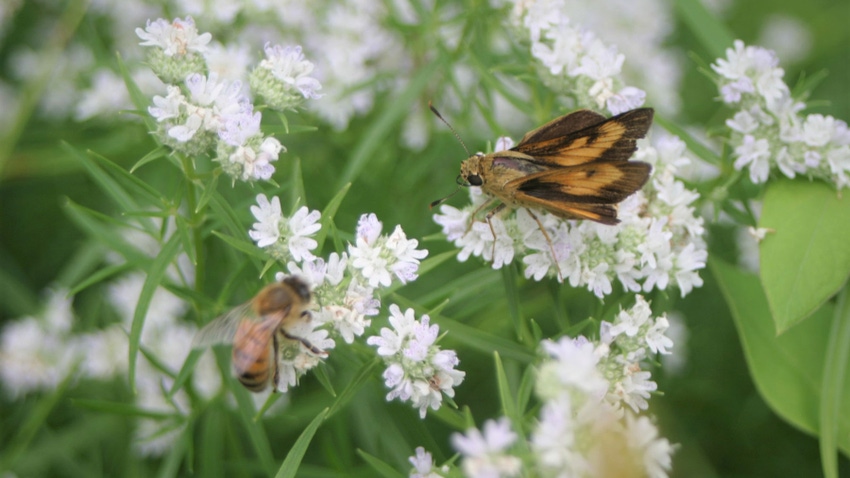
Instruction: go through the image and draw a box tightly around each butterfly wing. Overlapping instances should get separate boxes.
[512,108,654,167]
[509,161,652,224]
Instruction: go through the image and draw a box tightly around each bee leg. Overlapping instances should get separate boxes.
[483,203,508,261]
[281,330,326,356]
[271,332,280,393]
[524,208,564,283]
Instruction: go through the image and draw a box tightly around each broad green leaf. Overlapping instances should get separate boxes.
[760,179,850,332]
[712,259,850,456]
[274,408,329,478]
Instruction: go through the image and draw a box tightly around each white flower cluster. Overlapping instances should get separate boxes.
[249,195,431,391]
[532,296,674,477]
[414,297,674,477]
[135,16,210,84]
[517,0,683,114]
[250,44,323,111]
[367,305,466,419]
[433,135,707,298]
[0,278,221,455]
[713,40,850,187]
[138,16,321,183]
[512,0,646,114]
[0,289,78,397]
[408,446,449,478]
[451,417,522,478]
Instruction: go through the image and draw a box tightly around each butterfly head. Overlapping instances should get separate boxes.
[460,153,485,187]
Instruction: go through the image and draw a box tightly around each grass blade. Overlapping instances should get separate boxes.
[274,408,329,478]
[128,234,182,393]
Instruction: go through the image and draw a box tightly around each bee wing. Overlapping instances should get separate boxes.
[509,161,652,224]
[512,108,654,167]
[192,302,255,349]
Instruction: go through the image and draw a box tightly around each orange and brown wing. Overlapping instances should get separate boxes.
[509,161,652,224]
[512,108,654,168]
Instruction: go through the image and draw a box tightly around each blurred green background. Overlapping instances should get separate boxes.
[1,0,850,476]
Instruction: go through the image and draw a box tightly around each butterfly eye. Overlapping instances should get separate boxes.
[467,175,483,186]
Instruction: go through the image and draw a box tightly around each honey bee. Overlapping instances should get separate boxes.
[192,276,325,392]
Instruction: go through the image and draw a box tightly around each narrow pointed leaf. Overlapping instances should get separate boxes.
[274,408,329,478]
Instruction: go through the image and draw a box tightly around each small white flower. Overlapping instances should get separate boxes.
[249,194,282,248]
[625,414,675,478]
[136,17,211,57]
[287,206,321,262]
[409,446,446,478]
[734,134,771,183]
[452,418,522,478]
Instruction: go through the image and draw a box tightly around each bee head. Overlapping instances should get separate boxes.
[281,276,311,302]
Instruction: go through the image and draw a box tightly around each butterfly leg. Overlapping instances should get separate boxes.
[467,197,497,234]
[524,208,564,283]
[483,203,508,260]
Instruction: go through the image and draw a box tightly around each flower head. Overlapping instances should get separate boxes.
[367,305,465,418]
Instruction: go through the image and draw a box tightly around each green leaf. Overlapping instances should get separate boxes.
[212,231,268,260]
[71,399,177,420]
[390,296,536,363]
[653,113,722,167]
[337,55,445,188]
[128,234,182,393]
[289,156,306,211]
[274,408,329,478]
[167,348,204,398]
[227,359,276,475]
[820,287,850,478]
[501,267,526,343]
[760,179,850,332]
[195,172,221,214]
[357,449,406,478]
[327,358,380,418]
[88,150,165,207]
[0,372,75,471]
[316,182,351,251]
[711,259,850,456]
[62,143,158,235]
[673,0,735,59]
[62,200,149,264]
[116,51,156,131]
[494,352,518,423]
[130,145,169,173]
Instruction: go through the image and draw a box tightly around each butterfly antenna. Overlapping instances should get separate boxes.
[429,101,471,156]
[429,183,462,209]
